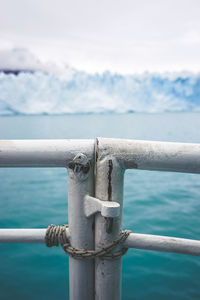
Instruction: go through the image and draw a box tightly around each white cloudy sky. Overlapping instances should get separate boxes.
[0,0,200,74]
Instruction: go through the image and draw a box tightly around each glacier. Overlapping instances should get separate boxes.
[0,70,200,115]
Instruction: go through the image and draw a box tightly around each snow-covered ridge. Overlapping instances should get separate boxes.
[0,48,200,115]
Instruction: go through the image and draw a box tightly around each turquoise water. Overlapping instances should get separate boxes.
[0,113,200,299]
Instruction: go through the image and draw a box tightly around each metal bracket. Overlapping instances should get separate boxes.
[84,195,120,218]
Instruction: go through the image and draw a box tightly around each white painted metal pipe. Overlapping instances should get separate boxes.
[1,138,200,172]
[67,152,95,300]
[95,139,125,300]
[0,139,93,167]
[0,229,47,243]
[0,229,199,257]
[123,233,200,256]
[97,138,200,173]
[0,228,71,243]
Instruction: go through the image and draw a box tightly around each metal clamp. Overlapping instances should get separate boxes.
[84,195,120,218]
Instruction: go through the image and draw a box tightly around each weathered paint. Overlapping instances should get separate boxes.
[67,150,95,300]
[96,138,200,173]
[124,233,200,256]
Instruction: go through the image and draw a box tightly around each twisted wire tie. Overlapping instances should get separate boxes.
[45,224,131,260]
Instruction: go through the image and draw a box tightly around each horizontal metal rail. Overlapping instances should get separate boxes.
[0,140,94,167]
[0,229,69,243]
[1,138,200,173]
[0,229,199,256]
[124,233,200,256]
[97,138,200,173]
[0,229,47,243]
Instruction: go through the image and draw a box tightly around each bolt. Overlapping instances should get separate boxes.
[68,153,90,181]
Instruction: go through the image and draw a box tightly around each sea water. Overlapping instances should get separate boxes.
[0,113,200,300]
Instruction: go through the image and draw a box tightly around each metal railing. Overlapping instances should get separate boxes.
[0,138,200,300]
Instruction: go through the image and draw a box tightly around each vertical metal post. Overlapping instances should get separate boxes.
[95,138,124,300]
[67,149,95,300]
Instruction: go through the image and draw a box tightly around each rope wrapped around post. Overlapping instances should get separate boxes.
[45,224,131,259]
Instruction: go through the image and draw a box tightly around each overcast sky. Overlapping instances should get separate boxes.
[0,0,200,74]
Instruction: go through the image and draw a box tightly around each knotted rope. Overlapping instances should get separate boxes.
[45,224,131,260]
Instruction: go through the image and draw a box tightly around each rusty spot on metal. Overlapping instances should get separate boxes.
[105,217,113,233]
[96,138,99,162]
[107,159,113,201]
[106,159,114,233]
[92,220,95,232]
[96,151,98,162]
[132,161,138,169]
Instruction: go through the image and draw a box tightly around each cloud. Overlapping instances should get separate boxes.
[0,48,74,75]
[0,0,200,73]
[0,48,43,71]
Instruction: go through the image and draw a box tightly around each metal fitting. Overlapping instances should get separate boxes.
[84,195,120,218]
